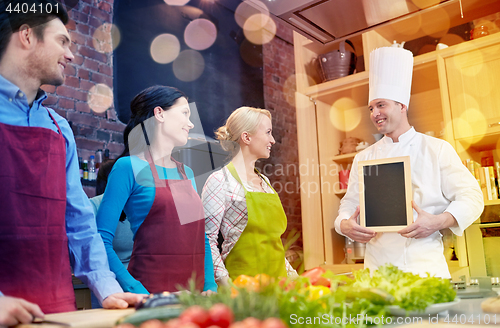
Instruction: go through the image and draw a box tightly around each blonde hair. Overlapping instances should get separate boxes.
[215,106,272,156]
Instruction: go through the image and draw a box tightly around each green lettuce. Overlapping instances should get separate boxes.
[352,264,456,311]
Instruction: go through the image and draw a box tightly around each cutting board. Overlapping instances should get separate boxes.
[16,308,135,328]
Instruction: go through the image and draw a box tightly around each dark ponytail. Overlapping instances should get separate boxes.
[116,85,186,161]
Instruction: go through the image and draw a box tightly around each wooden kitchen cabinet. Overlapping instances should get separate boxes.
[437,33,500,176]
[294,11,500,274]
[443,36,500,143]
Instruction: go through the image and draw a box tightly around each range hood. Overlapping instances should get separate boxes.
[250,0,500,45]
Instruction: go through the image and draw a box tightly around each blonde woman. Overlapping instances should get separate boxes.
[202,107,298,286]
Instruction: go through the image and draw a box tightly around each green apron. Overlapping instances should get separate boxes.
[224,162,288,279]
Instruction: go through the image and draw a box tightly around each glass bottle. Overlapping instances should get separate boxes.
[95,149,103,174]
[83,160,88,181]
[89,156,96,181]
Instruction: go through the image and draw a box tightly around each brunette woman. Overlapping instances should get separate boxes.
[96,86,217,294]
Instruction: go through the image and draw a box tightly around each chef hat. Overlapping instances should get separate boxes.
[368,46,414,107]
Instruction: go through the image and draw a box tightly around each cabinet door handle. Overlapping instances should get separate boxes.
[489,122,500,128]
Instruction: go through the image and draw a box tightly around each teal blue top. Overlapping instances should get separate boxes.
[96,156,217,293]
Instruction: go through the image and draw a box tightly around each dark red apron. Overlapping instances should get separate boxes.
[0,110,76,313]
[128,152,205,293]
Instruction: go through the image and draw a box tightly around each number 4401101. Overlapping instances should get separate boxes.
[443,314,497,324]
[5,2,59,14]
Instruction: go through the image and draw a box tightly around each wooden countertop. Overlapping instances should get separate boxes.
[15,308,135,328]
[14,298,498,327]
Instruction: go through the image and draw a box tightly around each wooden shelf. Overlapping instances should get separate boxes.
[374,0,500,46]
[305,51,437,99]
[320,263,364,274]
[456,134,500,152]
[305,71,369,98]
[484,199,500,206]
[332,152,358,164]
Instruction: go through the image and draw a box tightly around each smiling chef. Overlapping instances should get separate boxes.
[334,45,484,278]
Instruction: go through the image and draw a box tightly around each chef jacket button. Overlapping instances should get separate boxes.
[8,98,13,102]
[18,92,23,97]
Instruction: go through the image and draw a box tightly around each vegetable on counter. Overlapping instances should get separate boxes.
[351,264,456,311]
[115,264,457,328]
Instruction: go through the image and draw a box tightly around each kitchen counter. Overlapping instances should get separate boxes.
[15,308,135,328]
[14,298,499,327]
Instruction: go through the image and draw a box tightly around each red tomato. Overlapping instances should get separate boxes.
[139,319,165,328]
[164,318,182,328]
[314,276,331,288]
[240,317,261,328]
[300,267,330,287]
[178,323,201,328]
[228,323,247,328]
[180,305,211,328]
[208,303,234,328]
[261,318,288,328]
[278,277,296,291]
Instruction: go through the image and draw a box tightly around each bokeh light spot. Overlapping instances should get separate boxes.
[451,118,473,149]
[234,0,269,29]
[184,18,217,51]
[243,13,276,45]
[388,14,421,36]
[421,8,450,38]
[295,73,318,89]
[88,83,113,113]
[330,98,361,132]
[178,5,204,20]
[283,74,297,107]
[173,50,205,82]
[452,103,487,142]
[93,23,120,53]
[164,0,190,6]
[150,34,181,64]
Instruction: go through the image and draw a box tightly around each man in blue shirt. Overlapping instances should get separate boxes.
[0,0,142,325]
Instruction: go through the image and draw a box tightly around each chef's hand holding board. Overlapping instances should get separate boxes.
[398,201,458,238]
[339,206,377,243]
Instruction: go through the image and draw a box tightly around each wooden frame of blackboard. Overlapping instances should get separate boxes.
[358,156,412,232]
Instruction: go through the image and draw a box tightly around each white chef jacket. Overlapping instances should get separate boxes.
[334,127,484,278]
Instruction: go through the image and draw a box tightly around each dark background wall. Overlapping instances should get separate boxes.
[113,0,264,138]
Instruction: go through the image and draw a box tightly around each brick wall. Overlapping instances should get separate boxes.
[41,0,125,174]
[260,19,303,255]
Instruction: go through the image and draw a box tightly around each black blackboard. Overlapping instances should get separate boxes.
[358,156,412,231]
